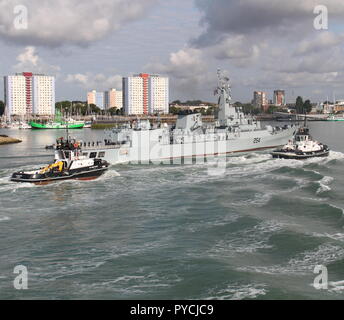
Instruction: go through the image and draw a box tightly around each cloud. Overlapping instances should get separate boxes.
[0,0,156,47]
[13,46,60,74]
[145,47,216,99]
[194,0,344,46]
[209,35,260,67]
[65,73,122,91]
[295,32,344,55]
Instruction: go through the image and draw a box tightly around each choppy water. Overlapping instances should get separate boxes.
[1,122,344,300]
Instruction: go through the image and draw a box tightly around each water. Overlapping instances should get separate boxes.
[1,122,344,300]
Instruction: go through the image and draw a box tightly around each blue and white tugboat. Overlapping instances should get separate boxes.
[11,137,109,184]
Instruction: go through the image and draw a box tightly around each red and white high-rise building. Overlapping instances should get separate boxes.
[4,72,55,116]
[123,74,169,115]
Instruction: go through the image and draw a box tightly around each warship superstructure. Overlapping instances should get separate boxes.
[80,70,297,165]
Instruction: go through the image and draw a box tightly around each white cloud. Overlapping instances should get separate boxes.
[65,73,122,91]
[209,35,260,67]
[0,0,156,47]
[146,47,216,99]
[195,0,344,45]
[295,32,344,55]
[13,46,60,74]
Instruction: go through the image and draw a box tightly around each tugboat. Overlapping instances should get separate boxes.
[271,124,330,160]
[11,137,109,184]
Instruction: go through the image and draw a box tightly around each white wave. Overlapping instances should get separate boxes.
[205,283,267,300]
[326,151,344,161]
[316,176,334,194]
[328,204,344,215]
[103,169,121,178]
[231,175,308,208]
[0,181,36,193]
[0,216,10,222]
[76,272,182,295]
[311,232,344,241]
[211,220,285,256]
[225,153,271,165]
[186,213,240,233]
[329,281,344,293]
[225,150,344,178]
[239,244,344,276]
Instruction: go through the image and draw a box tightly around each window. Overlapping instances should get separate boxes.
[90,152,97,158]
[98,152,106,158]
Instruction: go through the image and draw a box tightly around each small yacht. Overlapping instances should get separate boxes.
[19,122,31,130]
[11,138,109,184]
[271,126,329,160]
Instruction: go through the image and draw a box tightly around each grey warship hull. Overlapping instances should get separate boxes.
[82,125,296,165]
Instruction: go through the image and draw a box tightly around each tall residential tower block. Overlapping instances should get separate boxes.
[123,74,169,115]
[4,73,55,116]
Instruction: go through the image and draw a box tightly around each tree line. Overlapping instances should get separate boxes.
[295,96,313,114]
[0,97,321,118]
[0,101,4,116]
[55,101,124,116]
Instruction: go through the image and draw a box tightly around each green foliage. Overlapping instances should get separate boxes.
[295,96,304,114]
[0,100,5,116]
[234,102,261,115]
[267,105,278,114]
[295,96,313,114]
[303,100,312,114]
[55,101,72,112]
[205,106,216,115]
[169,106,180,115]
[55,101,106,115]
[107,107,124,115]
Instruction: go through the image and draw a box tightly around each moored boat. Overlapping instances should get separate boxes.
[29,121,84,129]
[326,114,344,121]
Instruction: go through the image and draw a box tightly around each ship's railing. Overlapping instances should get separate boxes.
[80,142,129,150]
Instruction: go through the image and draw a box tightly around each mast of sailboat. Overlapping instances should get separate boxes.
[65,103,69,143]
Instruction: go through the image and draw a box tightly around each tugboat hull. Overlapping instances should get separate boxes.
[11,165,109,184]
[271,150,329,160]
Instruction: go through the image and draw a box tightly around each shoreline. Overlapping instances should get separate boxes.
[0,135,22,145]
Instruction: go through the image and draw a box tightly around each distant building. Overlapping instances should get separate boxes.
[106,88,123,109]
[87,89,123,110]
[322,102,335,114]
[334,100,344,113]
[4,72,55,116]
[253,91,268,112]
[273,90,286,106]
[123,73,169,115]
[95,92,105,110]
[87,90,96,106]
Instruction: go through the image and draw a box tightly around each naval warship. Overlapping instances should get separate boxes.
[79,70,297,165]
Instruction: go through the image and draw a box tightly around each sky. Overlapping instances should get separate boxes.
[0,0,344,104]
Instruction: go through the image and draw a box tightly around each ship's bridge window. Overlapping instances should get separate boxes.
[90,152,97,158]
[98,152,106,158]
